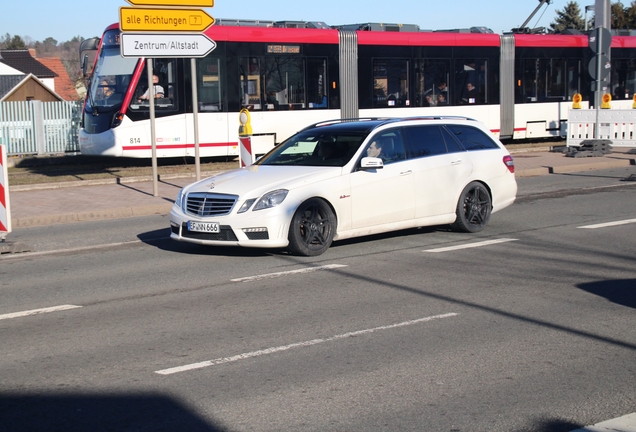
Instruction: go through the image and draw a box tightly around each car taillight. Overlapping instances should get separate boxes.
[503,155,514,173]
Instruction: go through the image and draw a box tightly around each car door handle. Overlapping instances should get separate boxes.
[451,159,463,166]
[400,170,413,176]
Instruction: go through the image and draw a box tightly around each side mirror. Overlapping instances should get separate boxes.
[360,157,384,170]
[81,54,89,77]
[79,37,100,78]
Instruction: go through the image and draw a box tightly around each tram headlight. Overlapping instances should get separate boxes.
[111,111,124,128]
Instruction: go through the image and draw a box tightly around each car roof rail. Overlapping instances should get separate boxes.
[300,117,392,130]
[397,115,478,122]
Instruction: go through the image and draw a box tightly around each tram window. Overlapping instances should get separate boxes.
[372,59,409,108]
[240,57,262,109]
[519,58,580,103]
[264,57,305,110]
[197,57,223,112]
[130,60,177,111]
[544,58,567,101]
[455,59,487,105]
[414,60,450,107]
[567,59,581,100]
[611,58,636,100]
[307,58,328,108]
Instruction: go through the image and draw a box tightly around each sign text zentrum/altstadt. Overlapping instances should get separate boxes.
[120,33,216,58]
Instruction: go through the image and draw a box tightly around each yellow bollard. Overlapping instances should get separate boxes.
[238,108,252,136]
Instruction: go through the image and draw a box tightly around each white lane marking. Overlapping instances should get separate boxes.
[424,238,518,253]
[578,218,636,229]
[0,304,82,321]
[156,312,459,375]
[570,412,636,432]
[231,264,348,282]
[0,240,144,260]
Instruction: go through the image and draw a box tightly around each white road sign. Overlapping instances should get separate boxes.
[121,33,216,58]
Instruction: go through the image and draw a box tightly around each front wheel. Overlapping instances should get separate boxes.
[450,182,492,233]
[287,198,336,256]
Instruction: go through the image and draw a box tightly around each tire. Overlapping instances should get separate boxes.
[287,198,336,256]
[450,182,492,233]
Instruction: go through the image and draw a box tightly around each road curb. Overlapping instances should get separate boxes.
[12,204,174,228]
[8,170,224,192]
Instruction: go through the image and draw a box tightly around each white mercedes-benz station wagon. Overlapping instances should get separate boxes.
[170,117,517,256]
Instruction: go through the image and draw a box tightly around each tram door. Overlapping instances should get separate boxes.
[188,57,229,157]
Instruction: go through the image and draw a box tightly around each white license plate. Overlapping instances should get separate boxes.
[188,221,220,233]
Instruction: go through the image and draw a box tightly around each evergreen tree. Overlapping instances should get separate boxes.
[0,34,27,49]
[612,2,628,28]
[550,1,585,33]
[625,0,636,27]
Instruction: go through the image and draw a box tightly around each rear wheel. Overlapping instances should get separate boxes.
[287,198,336,256]
[451,182,492,233]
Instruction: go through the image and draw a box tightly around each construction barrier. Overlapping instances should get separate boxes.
[0,144,12,238]
[567,109,636,147]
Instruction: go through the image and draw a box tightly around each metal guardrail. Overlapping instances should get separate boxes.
[0,101,82,156]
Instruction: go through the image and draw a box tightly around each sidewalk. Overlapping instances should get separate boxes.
[3,148,635,231]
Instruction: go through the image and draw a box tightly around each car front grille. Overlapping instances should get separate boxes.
[185,193,237,217]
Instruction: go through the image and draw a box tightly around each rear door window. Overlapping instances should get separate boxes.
[403,125,449,158]
[445,125,499,150]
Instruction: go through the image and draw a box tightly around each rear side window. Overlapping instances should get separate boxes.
[403,125,449,158]
[445,125,499,150]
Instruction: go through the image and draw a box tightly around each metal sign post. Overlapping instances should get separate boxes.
[191,58,201,181]
[588,26,612,139]
[147,59,159,196]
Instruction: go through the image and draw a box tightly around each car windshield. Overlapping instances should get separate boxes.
[255,129,368,167]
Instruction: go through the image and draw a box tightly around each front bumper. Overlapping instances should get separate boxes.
[169,205,291,249]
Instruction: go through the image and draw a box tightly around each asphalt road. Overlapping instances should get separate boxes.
[1,169,635,432]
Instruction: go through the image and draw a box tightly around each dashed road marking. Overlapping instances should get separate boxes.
[231,264,348,282]
[578,218,636,229]
[424,238,518,253]
[0,304,82,321]
[155,312,459,375]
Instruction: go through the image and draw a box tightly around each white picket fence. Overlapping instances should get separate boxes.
[0,101,82,156]
[567,108,636,147]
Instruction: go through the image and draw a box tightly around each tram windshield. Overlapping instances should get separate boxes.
[89,29,138,109]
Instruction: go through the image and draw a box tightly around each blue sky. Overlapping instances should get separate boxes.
[4,0,578,43]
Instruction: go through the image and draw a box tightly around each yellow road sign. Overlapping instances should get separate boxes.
[120,7,214,32]
[126,0,213,6]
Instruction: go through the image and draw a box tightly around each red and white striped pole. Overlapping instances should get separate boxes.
[239,136,253,168]
[0,144,12,238]
[238,108,254,167]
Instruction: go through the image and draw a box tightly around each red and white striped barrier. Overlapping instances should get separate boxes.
[239,136,254,168]
[0,144,12,236]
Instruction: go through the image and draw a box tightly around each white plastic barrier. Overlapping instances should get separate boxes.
[567,109,636,147]
[0,144,12,238]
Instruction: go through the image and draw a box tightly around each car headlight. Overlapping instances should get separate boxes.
[175,188,185,209]
[253,189,289,211]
